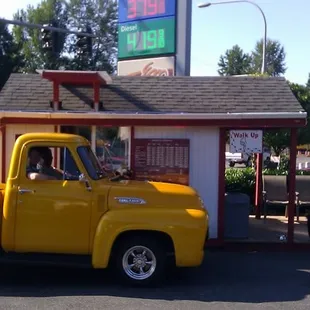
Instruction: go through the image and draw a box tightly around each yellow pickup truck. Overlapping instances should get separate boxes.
[0,133,209,286]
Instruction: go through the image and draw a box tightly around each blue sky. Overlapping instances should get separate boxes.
[2,0,309,85]
[191,0,309,85]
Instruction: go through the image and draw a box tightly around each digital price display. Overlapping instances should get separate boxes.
[118,16,175,59]
[118,0,176,23]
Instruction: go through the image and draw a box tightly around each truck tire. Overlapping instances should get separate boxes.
[113,235,167,287]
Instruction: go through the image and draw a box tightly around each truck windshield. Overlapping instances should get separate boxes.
[77,146,107,180]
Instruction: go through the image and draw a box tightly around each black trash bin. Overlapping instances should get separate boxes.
[224,192,251,239]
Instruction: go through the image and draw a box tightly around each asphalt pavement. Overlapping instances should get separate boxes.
[0,250,309,309]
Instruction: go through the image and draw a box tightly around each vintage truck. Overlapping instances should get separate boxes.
[0,133,209,286]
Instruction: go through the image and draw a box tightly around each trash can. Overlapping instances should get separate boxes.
[224,192,251,239]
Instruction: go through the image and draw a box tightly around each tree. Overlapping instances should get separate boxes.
[65,0,118,73]
[0,21,24,90]
[218,45,252,76]
[263,129,290,156]
[12,0,69,73]
[251,38,286,76]
[263,83,310,155]
[306,73,310,88]
[11,0,118,74]
[289,82,310,145]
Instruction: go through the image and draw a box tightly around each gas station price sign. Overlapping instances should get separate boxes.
[119,0,176,23]
[118,16,175,59]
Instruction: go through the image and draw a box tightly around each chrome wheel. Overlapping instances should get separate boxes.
[122,245,157,280]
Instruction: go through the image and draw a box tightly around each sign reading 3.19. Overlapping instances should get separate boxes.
[119,0,176,23]
[118,16,175,59]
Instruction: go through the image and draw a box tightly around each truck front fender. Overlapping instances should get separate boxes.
[91,207,207,269]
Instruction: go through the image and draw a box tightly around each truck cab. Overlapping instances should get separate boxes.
[0,133,209,286]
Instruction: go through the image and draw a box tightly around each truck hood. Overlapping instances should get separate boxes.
[106,179,203,211]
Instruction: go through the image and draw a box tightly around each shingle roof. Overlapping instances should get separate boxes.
[0,73,305,115]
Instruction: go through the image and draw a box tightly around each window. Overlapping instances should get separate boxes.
[59,125,130,173]
[95,127,129,173]
[77,145,106,180]
[26,146,81,181]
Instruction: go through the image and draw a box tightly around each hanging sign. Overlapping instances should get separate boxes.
[229,130,263,153]
[134,139,190,185]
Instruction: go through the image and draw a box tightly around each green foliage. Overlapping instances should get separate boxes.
[248,72,270,78]
[12,0,69,72]
[10,0,117,73]
[251,38,287,76]
[218,45,252,76]
[218,38,287,77]
[288,81,310,145]
[225,168,256,197]
[0,22,24,89]
[225,167,310,201]
[278,154,289,171]
[65,0,118,73]
[263,129,290,156]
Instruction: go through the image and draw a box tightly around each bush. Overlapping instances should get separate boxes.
[225,168,256,198]
[225,166,310,199]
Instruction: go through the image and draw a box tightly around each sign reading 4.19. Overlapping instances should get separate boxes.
[118,0,176,23]
[118,16,175,59]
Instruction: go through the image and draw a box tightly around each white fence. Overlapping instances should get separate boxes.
[296,162,310,170]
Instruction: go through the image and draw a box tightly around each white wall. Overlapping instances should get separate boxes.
[134,126,219,239]
[5,124,55,179]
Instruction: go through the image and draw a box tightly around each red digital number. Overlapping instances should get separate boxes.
[147,0,158,16]
[128,0,137,19]
[158,0,165,14]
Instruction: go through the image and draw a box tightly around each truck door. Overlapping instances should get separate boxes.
[14,144,92,254]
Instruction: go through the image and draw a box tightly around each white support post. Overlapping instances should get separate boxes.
[91,126,96,153]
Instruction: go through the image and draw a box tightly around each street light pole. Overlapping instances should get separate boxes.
[0,18,96,38]
[198,0,267,74]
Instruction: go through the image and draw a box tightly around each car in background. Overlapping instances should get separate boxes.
[226,146,272,168]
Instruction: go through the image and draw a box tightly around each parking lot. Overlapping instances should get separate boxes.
[0,250,309,309]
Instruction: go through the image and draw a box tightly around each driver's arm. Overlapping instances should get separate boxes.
[28,172,57,180]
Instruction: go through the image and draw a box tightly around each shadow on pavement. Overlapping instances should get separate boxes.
[0,250,309,303]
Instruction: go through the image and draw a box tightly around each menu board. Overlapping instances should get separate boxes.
[134,139,190,185]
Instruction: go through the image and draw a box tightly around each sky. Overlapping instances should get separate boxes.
[191,0,310,85]
[2,0,309,85]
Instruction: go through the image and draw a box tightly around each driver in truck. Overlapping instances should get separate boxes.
[39,147,63,180]
[26,147,59,181]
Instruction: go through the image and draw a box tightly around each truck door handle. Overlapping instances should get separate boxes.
[18,188,35,194]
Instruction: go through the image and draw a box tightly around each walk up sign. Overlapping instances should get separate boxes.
[229,130,263,153]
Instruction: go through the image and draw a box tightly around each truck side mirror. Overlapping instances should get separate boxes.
[79,173,92,192]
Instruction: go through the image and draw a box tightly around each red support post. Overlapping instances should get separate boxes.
[287,127,297,244]
[53,82,60,111]
[255,153,263,219]
[1,125,6,183]
[130,126,135,178]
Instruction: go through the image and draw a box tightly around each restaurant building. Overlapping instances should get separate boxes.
[0,70,306,245]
